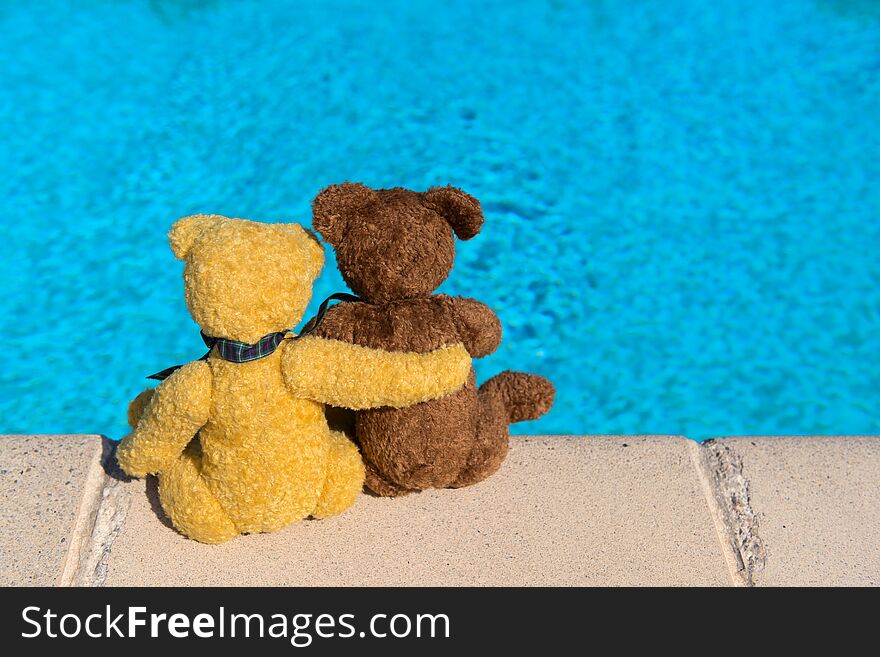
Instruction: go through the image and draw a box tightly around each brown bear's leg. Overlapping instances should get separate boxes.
[449,382,509,488]
[357,373,477,494]
[451,371,555,488]
[363,457,416,497]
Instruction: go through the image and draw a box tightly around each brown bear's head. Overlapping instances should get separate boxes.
[311,183,483,304]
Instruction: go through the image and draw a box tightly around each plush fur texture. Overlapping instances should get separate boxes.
[117,215,471,543]
[283,337,472,410]
[306,183,556,496]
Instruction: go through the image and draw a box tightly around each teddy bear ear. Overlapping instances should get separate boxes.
[311,182,379,245]
[424,186,484,240]
[275,223,325,279]
[168,214,228,260]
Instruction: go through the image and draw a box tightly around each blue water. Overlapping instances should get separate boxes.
[0,0,877,440]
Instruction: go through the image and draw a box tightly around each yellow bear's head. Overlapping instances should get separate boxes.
[168,214,324,343]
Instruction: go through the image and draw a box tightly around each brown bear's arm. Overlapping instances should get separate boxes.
[449,297,503,358]
[307,300,455,353]
[306,301,384,346]
[309,296,505,357]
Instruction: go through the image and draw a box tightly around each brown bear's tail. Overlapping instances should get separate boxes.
[478,370,555,425]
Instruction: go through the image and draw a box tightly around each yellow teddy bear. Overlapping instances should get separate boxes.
[117,214,470,544]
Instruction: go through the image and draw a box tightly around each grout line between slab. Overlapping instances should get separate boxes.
[58,437,109,586]
[699,439,767,586]
[76,472,132,586]
[59,438,133,586]
[687,439,746,587]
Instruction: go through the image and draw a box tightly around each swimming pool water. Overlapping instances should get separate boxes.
[0,0,877,440]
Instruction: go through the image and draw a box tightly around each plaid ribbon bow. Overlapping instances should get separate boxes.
[147,292,360,381]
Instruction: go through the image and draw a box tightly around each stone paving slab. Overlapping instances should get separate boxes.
[7,433,880,586]
[0,434,105,586]
[101,435,731,586]
[706,436,880,587]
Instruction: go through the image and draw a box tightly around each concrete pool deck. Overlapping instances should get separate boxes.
[1,434,878,586]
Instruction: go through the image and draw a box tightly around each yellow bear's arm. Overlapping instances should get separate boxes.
[116,361,213,478]
[281,336,471,410]
[126,388,155,429]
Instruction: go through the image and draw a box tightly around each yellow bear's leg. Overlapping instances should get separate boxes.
[312,431,365,519]
[158,441,239,544]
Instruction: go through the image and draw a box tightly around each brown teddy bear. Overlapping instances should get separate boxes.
[303,182,555,496]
